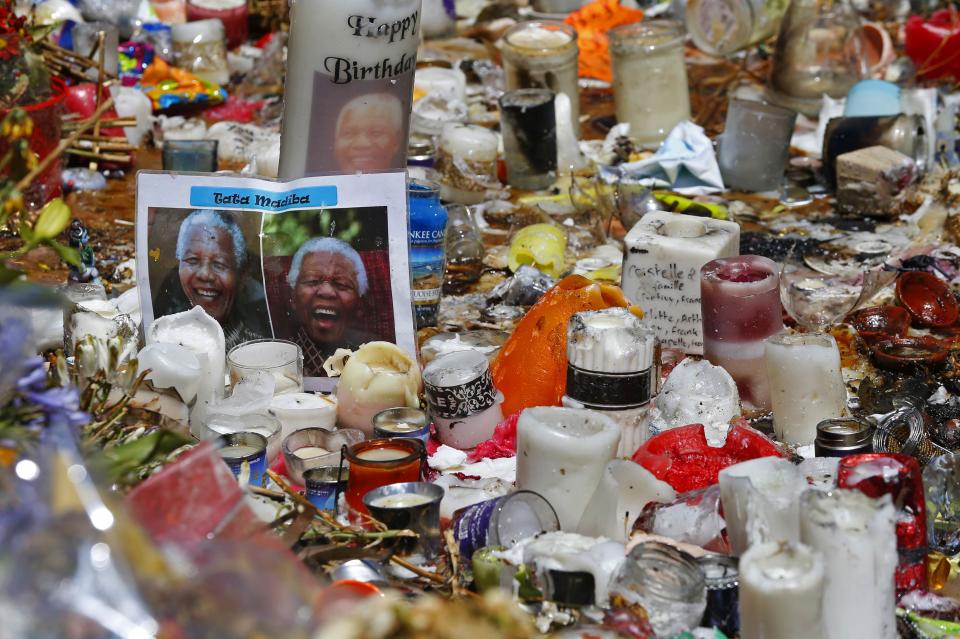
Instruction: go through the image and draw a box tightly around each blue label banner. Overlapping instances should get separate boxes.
[189,185,338,212]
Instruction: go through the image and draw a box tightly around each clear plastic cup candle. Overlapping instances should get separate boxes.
[228,339,304,394]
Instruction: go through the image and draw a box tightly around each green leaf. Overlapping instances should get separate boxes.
[90,429,193,485]
[32,198,71,241]
[18,215,33,244]
[0,265,23,284]
[47,239,81,267]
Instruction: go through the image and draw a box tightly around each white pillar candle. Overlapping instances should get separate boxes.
[516,407,621,530]
[323,341,421,435]
[765,332,847,446]
[739,542,826,639]
[718,457,803,556]
[437,123,500,205]
[137,343,202,405]
[423,350,503,450]
[278,0,421,178]
[268,392,338,442]
[171,19,230,86]
[620,211,740,355]
[70,299,122,352]
[577,459,676,542]
[800,490,898,639]
[147,306,226,433]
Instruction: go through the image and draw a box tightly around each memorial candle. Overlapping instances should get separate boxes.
[279,0,422,178]
[800,490,898,639]
[437,123,499,205]
[423,350,503,450]
[227,339,304,395]
[739,542,826,639]
[701,255,782,410]
[268,392,337,441]
[765,332,847,446]
[171,19,229,86]
[499,89,557,191]
[343,439,424,521]
[516,407,621,530]
[718,457,803,556]
[186,0,248,49]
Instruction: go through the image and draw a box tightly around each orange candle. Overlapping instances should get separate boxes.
[344,439,423,522]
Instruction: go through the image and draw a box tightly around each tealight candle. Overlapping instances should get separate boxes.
[228,339,304,395]
[343,438,424,521]
[203,412,283,463]
[609,21,690,149]
[500,21,580,138]
[800,490,898,639]
[217,431,268,485]
[765,332,847,446]
[372,406,431,444]
[268,392,337,441]
[278,0,421,178]
[148,306,226,434]
[171,19,230,86]
[437,123,499,205]
[701,255,783,411]
[739,542,826,639]
[718,457,804,556]
[423,350,503,450]
[187,0,248,49]
[516,407,621,531]
[363,482,445,557]
[303,466,349,511]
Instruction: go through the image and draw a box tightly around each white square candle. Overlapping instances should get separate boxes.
[620,212,739,354]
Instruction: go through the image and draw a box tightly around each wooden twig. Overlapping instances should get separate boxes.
[63,117,135,130]
[65,148,132,163]
[90,31,106,172]
[390,555,448,585]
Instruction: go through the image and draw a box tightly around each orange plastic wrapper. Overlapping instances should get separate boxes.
[141,57,227,110]
[492,274,643,416]
[564,0,644,82]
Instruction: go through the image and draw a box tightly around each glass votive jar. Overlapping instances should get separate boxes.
[923,453,960,556]
[363,481,445,557]
[611,541,708,638]
[303,466,349,511]
[343,438,425,522]
[72,22,119,79]
[700,255,782,411]
[150,0,187,23]
[204,412,282,463]
[499,89,558,191]
[766,0,864,116]
[187,0,248,49]
[436,123,499,205]
[717,99,797,193]
[500,21,580,138]
[423,349,503,450]
[443,204,485,294]
[282,426,365,485]
[227,339,304,395]
[217,431,268,485]
[161,139,219,173]
[610,20,690,149]
[372,407,431,445]
[171,18,229,86]
[686,0,789,57]
[449,490,561,561]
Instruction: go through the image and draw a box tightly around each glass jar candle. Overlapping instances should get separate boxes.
[443,204,485,293]
[499,89,558,191]
[717,99,797,193]
[686,0,790,57]
[408,180,448,328]
[449,490,561,560]
[610,21,690,149]
[436,124,499,205]
[697,555,740,637]
[227,339,304,395]
[343,438,424,521]
[171,19,230,86]
[923,453,960,556]
[700,255,782,411]
[187,0,248,49]
[500,21,580,139]
[161,139,219,173]
[204,412,283,463]
[423,350,503,450]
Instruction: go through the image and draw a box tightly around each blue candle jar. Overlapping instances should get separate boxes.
[408,179,448,328]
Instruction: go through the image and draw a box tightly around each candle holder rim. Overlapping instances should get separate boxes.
[303,465,349,484]
[204,411,282,440]
[361,481,444,510]
[344,437,425,467]
[216,430,268,450]
[502,20,578,52]
[608,19,685,51]
[726,97,798,120]
[281,426,365,457]
[227,338,303,370]
[372,406,429,429]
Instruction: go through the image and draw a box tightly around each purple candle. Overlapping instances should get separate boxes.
[701,256,782,410]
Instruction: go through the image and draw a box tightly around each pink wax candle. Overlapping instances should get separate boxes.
[701,255,782,411]
[187,0,248,49]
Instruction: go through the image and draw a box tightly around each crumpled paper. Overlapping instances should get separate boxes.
[601,121,725,195]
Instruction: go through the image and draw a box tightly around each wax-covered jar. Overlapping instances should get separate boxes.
[187,0,248,49]
[408,180,448,328]
[436,124,499,205]
[171,19,229,86]
[610,20,690,149]
[686,0,790,56]
[500,21,580,138]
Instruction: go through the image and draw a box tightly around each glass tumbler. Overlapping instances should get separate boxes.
[718,99,797,193]
[162,139,219,173]
[227,339,304,395]
[342,438,425,522]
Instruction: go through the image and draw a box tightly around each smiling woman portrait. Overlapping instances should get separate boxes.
[152,209,270,350]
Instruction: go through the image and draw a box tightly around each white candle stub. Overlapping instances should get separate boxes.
[269,392,337,441]
[739,542,826,639]
[577,459,676,542]
[137,342,202,404]
[507,25,573,49]
[440,124,499,162]
[293,446,330,460]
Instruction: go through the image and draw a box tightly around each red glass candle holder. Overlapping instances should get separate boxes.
[187,0,248,49]
[342,438,424,523]
[837,452,928,594]
[905,10,960,82]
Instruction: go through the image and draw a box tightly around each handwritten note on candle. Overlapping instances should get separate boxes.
[620,212,740,355]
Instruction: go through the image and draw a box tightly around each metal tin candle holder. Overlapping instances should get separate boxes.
[216,431,268,485]
[499,89,557,191]
[303,466,349,511]
[372,407,430,444]
[341,438,425,522]
[815,418,874,457]
[204,412,282,464]
[363,481,445,557]
[161,139,219,173]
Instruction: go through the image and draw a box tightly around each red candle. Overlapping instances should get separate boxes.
[837,452,928,594]
[905,10,960,81]
[343,439,423,523]
[187,0,248,49]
